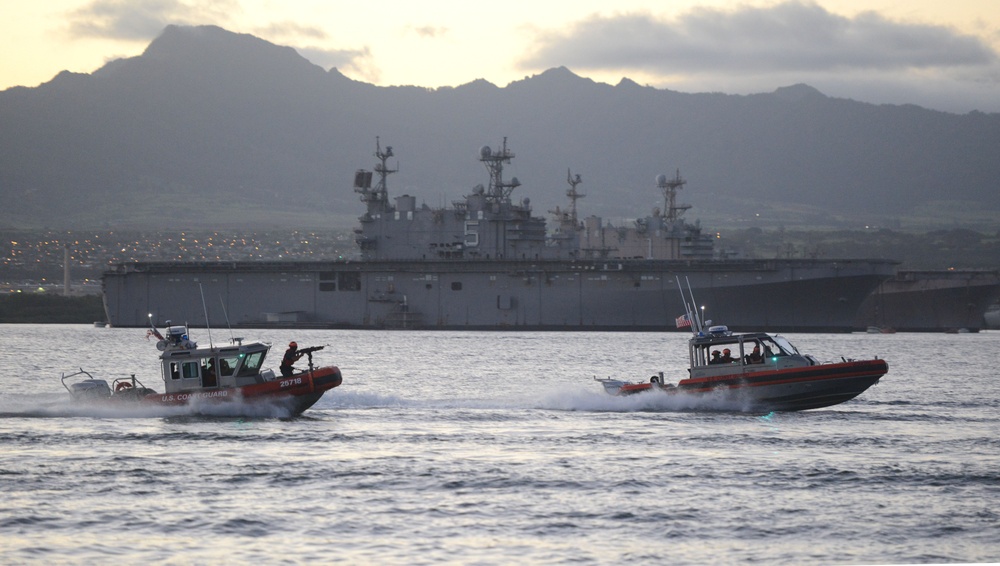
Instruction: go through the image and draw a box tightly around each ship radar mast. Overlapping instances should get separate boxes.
[658,169,691,222]
[354,136,397,211]
[565,168,585,224]
[373,137,397,202]
[479,137,520,204]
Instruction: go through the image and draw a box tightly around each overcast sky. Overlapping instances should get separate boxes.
[2,0,998,113]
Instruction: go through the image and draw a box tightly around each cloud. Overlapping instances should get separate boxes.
[253,21,328,42]
[296,45,381,83]
[67,0,237,41]
[519,1,997,75]
[517,1,1000,112]
[406,25,449,39]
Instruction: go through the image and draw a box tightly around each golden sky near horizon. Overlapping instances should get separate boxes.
[2,0,998,112]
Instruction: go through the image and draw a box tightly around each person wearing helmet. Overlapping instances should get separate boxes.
[720,348,735,363]
[709,350,722,364]
[280,341,302,377]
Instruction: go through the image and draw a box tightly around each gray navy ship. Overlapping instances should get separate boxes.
[103,139,896,331]
[856,269,1000,332]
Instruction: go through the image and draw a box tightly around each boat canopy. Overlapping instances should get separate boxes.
[689,330,798,368]
[159,341,272,393]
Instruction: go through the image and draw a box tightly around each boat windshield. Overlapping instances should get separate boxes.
[236,350,267,377]
[748,336,797,359]
[771,336,799,356]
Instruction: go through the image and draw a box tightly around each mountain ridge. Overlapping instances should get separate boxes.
[1,24,997,230]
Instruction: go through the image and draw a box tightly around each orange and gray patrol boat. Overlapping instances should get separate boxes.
[62,321,342,416]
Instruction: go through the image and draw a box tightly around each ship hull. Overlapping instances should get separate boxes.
[103,258,894,332]
[985,305,1000,329]
[855,270,1000,332]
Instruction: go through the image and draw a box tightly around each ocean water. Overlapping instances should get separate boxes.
[1,324,998,564]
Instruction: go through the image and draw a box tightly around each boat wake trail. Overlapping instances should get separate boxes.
[319,387,752,414]
[534,386,752,413]
[0,394,297,419]
[320,391,528,411]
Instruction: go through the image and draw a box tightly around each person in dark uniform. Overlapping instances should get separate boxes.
[720,348,735,363]
[280,341,302,377]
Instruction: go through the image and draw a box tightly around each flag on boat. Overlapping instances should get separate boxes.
[146,328,164,341]
[675,314,692,328]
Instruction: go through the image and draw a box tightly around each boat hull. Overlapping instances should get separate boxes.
[611,359,888,412]
[134,366,342,416]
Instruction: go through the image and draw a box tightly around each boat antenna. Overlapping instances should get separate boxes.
[675,277,692,333]
[219,295,236,343]
[685,276,704,333]
[675,276,703,334]
[199,283,213,349]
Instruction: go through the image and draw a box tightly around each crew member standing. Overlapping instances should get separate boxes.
[281,341,303,377]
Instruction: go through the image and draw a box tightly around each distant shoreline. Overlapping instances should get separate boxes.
[0,294,105,324]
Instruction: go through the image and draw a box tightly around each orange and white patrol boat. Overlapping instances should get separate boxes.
[61,322,342,416]
[595,289,888,412]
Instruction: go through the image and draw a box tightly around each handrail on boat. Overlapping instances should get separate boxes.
[60,368,96,393]
[61,369,152,393]
[110,374,151,391]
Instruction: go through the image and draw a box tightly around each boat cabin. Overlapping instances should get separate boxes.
[156,326,276,393]
[688,325,816,378]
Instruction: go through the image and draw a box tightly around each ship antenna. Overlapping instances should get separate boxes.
[353,137,397,212]
[566,168,585,224]
[479,137,519,204]
[199,283,213,349]
[373,136,398,205]
[659,170,691,223]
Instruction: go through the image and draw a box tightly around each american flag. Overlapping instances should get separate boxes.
[675,314,692,328]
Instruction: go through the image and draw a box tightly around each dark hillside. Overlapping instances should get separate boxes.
[1,25,997,231]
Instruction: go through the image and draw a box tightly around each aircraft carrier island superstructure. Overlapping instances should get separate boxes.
[103,139,896,331]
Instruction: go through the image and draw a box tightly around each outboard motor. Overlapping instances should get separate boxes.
[69,379,112,400]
